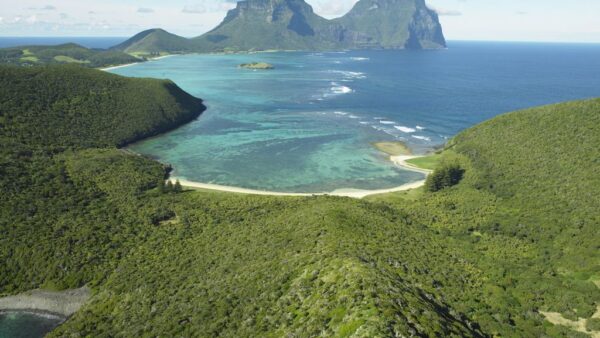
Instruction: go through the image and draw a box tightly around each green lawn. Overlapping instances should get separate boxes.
[19,56,39,63]
[364,186,425,203]
[406,153,442,170]
[54,55,90,64]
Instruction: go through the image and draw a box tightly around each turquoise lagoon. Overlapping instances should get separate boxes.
[0,312,63,338]
[110,42,600,193]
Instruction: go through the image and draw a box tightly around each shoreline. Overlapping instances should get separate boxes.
[100,54,176,71]
[0,287,91,318]
[170,155,431,199]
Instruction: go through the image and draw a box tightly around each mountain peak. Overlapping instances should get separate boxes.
[114,0,446,53]
[111,28,191,54]
[337,0,446,49]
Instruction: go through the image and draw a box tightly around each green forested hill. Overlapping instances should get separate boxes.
[110,29,193,57]
[0,65,204,148]
[0,43,141,68]
[0,65,204,293]
[0,65,598,337]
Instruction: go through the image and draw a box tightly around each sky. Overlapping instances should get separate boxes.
[0,0,599,43]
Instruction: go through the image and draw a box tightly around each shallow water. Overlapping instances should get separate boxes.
[0,312,63,338]
[110,41,600,192]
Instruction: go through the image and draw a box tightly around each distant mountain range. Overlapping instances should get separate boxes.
[113,0,446,55]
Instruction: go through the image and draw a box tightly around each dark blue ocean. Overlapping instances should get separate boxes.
[109,41,600,193]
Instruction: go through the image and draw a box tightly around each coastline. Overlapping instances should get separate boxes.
[390,155,434,174]
[0,287,91,318]
[170,155,431,199]
[100,54,176,72]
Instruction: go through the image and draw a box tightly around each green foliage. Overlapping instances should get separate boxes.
[587,318,600,332]
[111,29,192,54]
[0,65,204,294]
[0,65,205,149]
[0,43,141,68]
[405,153,442,170]
[390,98,600,336]
[425,163,465,192]
[0,63,598,338]
[50,195,485,337]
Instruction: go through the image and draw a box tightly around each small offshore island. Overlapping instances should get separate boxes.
[239,62,274,70]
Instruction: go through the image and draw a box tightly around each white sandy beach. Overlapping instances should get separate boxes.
[390,155,434,174]
[100,54,176,71]
[171,155,431,198]
[0,287,90,317]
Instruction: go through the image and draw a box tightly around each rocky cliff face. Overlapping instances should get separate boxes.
[117,0,446,53]
[337,0,446,49]
[194,0,344,51]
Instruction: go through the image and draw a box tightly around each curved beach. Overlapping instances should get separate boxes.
[0,287,90,317]
[172,155,431,198]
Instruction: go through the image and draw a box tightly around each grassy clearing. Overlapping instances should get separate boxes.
[129,52,170,59]
[19,56,39,63]
[364,186,425,203]
[372,141,412,156]
[405,153,442,170]
[22,49,34,56]
[54,55,90,64]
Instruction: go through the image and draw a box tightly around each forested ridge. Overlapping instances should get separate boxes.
[0,43,142,68]
[0,65,598,337]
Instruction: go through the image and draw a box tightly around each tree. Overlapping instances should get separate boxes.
[165,180,174,192]
[174,180,183,193]
[425,164,465,192]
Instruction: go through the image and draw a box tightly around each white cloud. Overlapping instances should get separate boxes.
[429,7,462,16]
[0,17,3,24]
[27,5,57,10]
[182,5,206,14]
[137,7,154,14]
[26,15,38,24]
[311,0,358,18]
[182,2,236,14]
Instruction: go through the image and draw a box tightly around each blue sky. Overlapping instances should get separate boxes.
[0,0,599,42]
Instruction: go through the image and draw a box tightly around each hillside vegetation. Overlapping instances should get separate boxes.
[0,65,205,294]
[0,65,598,337]
[0,43,141,68]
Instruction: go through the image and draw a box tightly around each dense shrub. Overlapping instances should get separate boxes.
[425,163,465,192]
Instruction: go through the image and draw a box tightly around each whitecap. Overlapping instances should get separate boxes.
[348,115,360,119]
[359,122,370,125]
[394,126,416,133]
[379,120,396,125]
[330,83,353,94]
[334,111,348,116]
[351,57,369,61]
[328,70,367,79]
[416,125,425,130]
[412,135,432,141]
